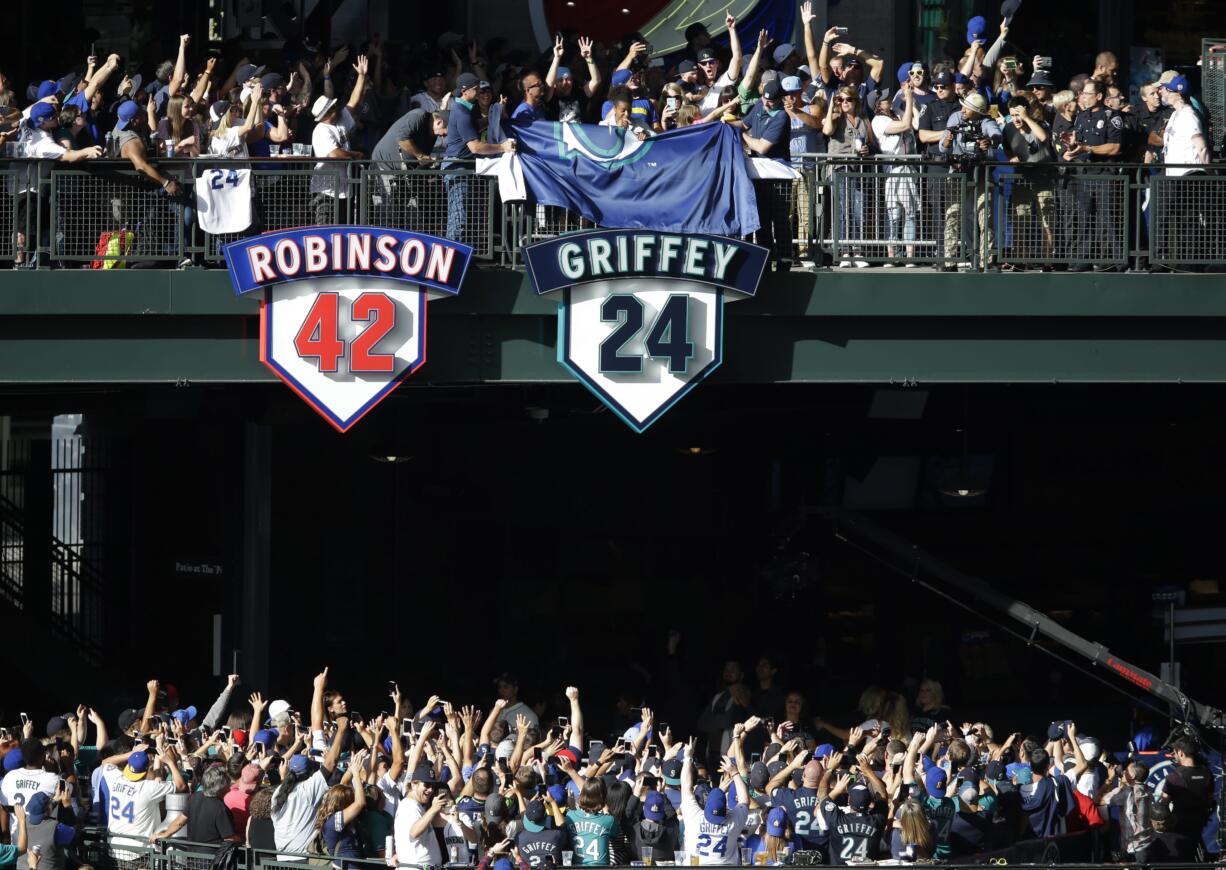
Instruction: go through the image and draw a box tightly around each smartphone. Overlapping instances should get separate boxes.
[19,713,29,729]
[643,775,659,790]
[498,757,510,774]
[750,753,760,765]
[647,745,660,759]
[666,97,679,110]
[835,27,849,36]
[91,43,96,57]
[1037,57,1052,69]
[220,726,231,739]
[588,740,604,760]
[254,741,267,756]
[557,716,569,729]
[1000,58,1018,72]
[533,747,543,762]
[401,718,414,737]
[387,681,398,695]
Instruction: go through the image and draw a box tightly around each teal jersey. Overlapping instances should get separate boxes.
[565,809,617,865]
[921,795,956,859]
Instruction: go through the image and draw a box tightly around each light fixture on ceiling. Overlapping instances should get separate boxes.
[371,454,412,464]
[676,446,718,457]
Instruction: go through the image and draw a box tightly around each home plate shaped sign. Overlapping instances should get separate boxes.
[224,227,472,432]
[524,230,768,432]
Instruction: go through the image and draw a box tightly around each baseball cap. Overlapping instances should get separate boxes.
[125,750,151,781]
[967,15,988,43]
[412,763,440,784]
[1028,70,1055,88]
[36,80,58,100]
[555,748,578,766]
[114,100,140,131]
[455,72,480,93]
[555,67,572,80]
[960,92,989,115]
[1157,70,1178,86]
[287,754,312,775]
[959,782,979,804]
[678,60,696,74]
[26,792,51,826]
[548,784,568,805]
[485,793,510,824]
[985,760,1005,781]
[814,744,835,759]
[772,43,796,65]
[932,71,954,87]
[1162,75,1189,94]
[28,102,56,125]
[260,73,286,90]
[662,758,682,786]
[1078,736,1101,762]
[766,759,786,780]
[57,73,81,96]
[897,62,914,84]
[703,788,728,825]
[611,68,632,86]
[697,48,718,63]
[924,766,948,795]
[268,700,294,720]
[781,76,802,94]
[762,79,784,100]
[172,706,198,727]
[253,729,278,747]
[766,806,788,836]
[236,63,266,84]
[953,72,971,85]
[523,799,547,832]
[748,761,770,791]
[1001,0,1023,21]
[643,790,666,822]
[210,100,232,124]
[2,751,23,772]
[849,784,873,810]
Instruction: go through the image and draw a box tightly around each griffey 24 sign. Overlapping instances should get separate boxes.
[223,227,472,432]
[525,231,768,432]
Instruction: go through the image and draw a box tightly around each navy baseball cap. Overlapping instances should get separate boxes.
[697,48,718,63]
[643,790,666,822]
[26,792,51,826]
[114,100,140,130]
[287,754,312,774]
[523,799,547,832]
[933,71,954,87]
[703,788,728,825]
[412,763,440,784]
[762,79,783,100]
[678,60,696,74]
[749,761,770,791]
[849,784,873,810]
[455,72,480,93]
[662,758,682,785]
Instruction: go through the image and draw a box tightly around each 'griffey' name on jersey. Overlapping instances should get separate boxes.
[107,779,142,798]
[570,820,608,835]
[556,234,741,283]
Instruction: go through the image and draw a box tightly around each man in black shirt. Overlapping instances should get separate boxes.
[516,799,568,867]
[1159,737,1214,859]
[1061,79,1123,270]
[916,71,960,262]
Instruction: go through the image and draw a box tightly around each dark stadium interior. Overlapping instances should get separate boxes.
[5,380,1226,749]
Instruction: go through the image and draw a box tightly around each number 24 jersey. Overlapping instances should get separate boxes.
[681,793,749,865]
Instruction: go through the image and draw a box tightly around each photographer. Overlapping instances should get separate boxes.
[938,92,1001,270]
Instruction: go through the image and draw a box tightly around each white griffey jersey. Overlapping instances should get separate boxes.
[100,765,176,845]
[194,168,253,234]
[681,792,749,866]
[1,768,59,808]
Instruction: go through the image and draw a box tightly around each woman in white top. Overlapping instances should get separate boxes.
[870,81,918,264]
[208,83,264,157]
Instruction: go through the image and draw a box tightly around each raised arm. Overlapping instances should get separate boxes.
[84,54,121,104]
[346,55,368,112]
[800,4,820,83]
[578,38,601,98]
[725,11,743,80]
[681,736,697,796]
[190,58,216,106]
[238,83,264,141]
[818,27,840,87]
[880,84,914,133]
[1065,722,1088,780]
[740,29,769,91]
[341,753,369,824]
[311,667,328,734]
[617,41,649,72]
[565,686,585,749]
[321,715,349,777]
[139,679,159,734]
[982,21,1008,70]
[388,685,407,783]
[480,699,506,746]
[169,35,190,97]
[546,34,564,89]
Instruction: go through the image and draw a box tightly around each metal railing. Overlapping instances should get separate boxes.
[1,156,1222,272]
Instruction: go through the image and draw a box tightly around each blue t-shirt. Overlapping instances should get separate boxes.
[444,99,481,162]
[511,102,547,122]
[746,104,790,161]
[321,810,362,868]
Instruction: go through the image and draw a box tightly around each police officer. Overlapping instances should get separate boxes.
[916,70,960,262]
[1061,79,1122,270]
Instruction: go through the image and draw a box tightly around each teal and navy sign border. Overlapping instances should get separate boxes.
[525,230,769,433]
[222,227,473,433]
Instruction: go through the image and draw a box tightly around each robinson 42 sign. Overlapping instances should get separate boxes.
[223,227,472,432]
[525,230,768,432]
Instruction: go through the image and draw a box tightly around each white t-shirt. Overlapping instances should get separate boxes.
[15,128,68,193]
[1163,104,1206,176]
[100,766,176,858]
[0,767,59,808]
[871,114,915,156]
[208,126,249,158]
[699,72,735,114]
[271,769,330,859]
[377,771,406,817]
[394,797,443,867]
[680,791,748,866]
[311,108,355,198]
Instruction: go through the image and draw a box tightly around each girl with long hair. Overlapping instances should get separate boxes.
[314,759,367,869]
[892,798,934,860]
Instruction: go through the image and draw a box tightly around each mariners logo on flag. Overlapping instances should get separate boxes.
[525,230,768,432]
[223,227,472,432]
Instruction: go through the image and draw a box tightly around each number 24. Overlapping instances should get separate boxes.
[208,169,241,190]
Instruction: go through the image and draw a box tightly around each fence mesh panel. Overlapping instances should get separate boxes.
[50,165,189,263]
[1203,39,1226,156]
[1151,172,1226,265]
[359,165,495,258]
[0,169,18,260]
[991,167,1061,265]
[1050,170,1129,266]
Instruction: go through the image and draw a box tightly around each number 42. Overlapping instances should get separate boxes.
[293,292,397,373]
[599,294,694,374]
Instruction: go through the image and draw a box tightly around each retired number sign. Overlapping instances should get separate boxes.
[525,231,768,432]
[224,227,472,432]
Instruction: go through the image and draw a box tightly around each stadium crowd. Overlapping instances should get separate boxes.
[0,669,1217,869]
[0,4,1219,270]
